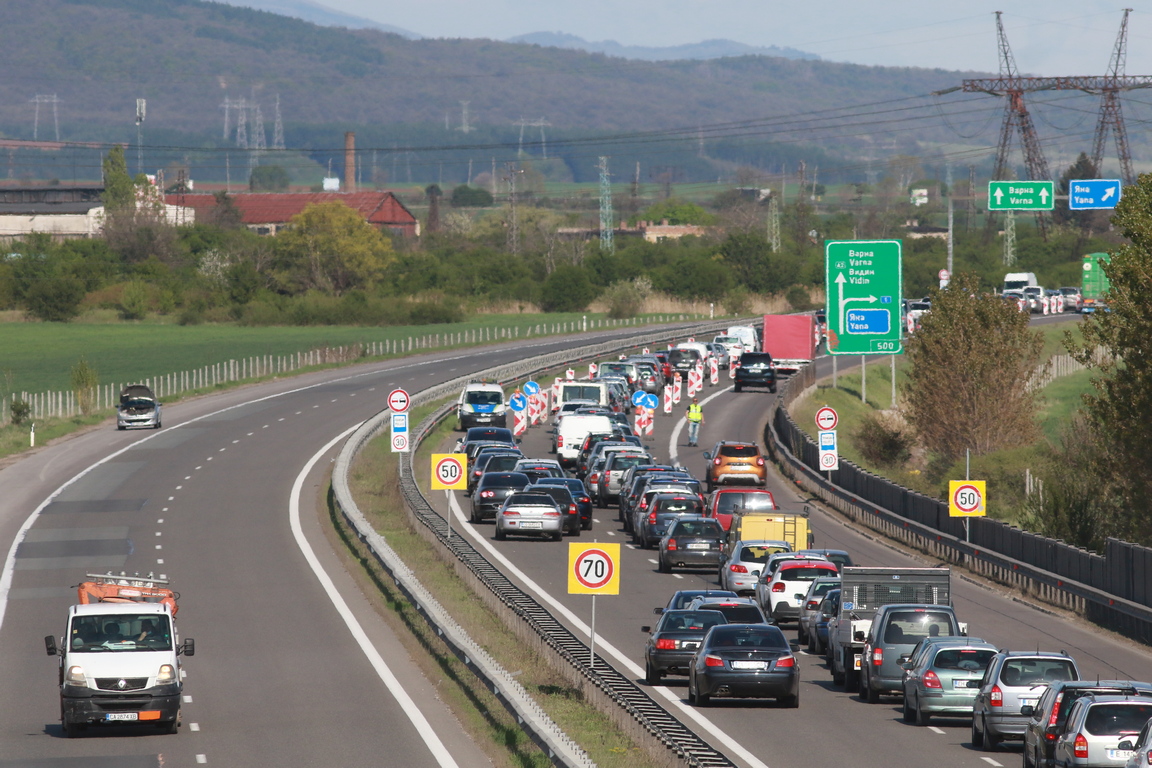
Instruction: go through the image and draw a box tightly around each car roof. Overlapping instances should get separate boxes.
[463,382,503,392]
[996,650,1075,659]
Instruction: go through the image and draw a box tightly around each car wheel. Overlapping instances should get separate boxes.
[552,531,562,542]
[915,697,931,726]
[769,385,777,394]
[155,422,162,429]
[779,693,799,708]
[469,508,479,524]
[970,715,985,747]
[117,425,126,431]
[806,632,816,653]
[569,526,580,537]
[687,677,697,704]
[1022,746,1035,768]
[645,661,662,686]
[658,558,671,574]
[832,665,844,685]
[494,528,506,541]
[695,687,710,707]
[866,678,880,703]
[902,693,915,723]
[733,384,742,392]
[160,717,179,735]
[984,721,1001,750]
[582,519,593,531]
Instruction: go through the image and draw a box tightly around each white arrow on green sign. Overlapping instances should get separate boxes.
[824,240,903,356]
[988,180,1054,211]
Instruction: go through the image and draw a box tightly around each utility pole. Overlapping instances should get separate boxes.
[135,98,146,176]
[767,194,781,252]
[505,164,524,255]
[967,165,976,233]
[598,156,614,254]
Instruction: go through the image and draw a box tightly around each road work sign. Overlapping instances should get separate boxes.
[825,240,903,356]
[988,181,1054,211]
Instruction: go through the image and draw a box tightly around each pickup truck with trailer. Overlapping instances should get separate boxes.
[761,315,818,376]
[45,573,194,736]
[827,566,954,692]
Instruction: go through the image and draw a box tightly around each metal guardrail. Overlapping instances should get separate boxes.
[332,322,739,768]
[763,366,1152,646]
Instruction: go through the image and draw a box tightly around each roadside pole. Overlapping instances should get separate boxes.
[860,356,866,403]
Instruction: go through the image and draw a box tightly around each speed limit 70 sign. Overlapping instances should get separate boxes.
[568,543,620,595]
[948,480,986,518]
[430,453,467,491]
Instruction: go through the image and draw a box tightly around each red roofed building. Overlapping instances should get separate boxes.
[164,191,419,237]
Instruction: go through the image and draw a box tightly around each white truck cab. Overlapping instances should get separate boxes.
[46,588,193,736]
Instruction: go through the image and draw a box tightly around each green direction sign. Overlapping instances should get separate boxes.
[988,180,1054,211]
[825,240,903,356]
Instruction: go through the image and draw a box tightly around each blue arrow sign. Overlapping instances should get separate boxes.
[523,380,540,395]
[509,393,527,412]
[630,390,648,407]
[1068,179,1122,210]
[643,393,659,409]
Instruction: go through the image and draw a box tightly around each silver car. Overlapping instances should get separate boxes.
[719,540,792,595]
[972,651,1080,751]
[1054,695,1152,767]
[797,577,841,647]
[1122,717,1152,768]
[494,492,563,541]
[902,640,998,725]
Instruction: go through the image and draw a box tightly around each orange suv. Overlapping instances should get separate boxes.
[703,441,768,492]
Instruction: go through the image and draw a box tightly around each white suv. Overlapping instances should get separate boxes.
[456,382,507,430]
[755,558,839,624]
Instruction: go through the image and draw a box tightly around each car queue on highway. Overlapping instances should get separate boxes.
[443,323,1152,768]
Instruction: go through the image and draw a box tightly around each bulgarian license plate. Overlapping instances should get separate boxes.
[520,521,542,529]
[1108,750,1133,760]
[731,660,767,670]
[105,712,138,721]
[687,542,710,550]
[953,679,978,689]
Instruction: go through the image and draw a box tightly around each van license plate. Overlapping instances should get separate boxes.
[105,712,138,721]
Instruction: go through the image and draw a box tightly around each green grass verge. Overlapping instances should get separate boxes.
[344,403,655,768]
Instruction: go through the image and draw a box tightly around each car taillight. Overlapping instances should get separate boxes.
[569,504,578,515]
[771,583,785,592]
[666,539,677,551]
[557,436,563,447]
[806,600,820,609]
[872,648,883,667]
[704,655,725,667]
[756,456,765,466]
[648,512,657,525]
[473,470,482,476]
[589,473,599,484]
[480,490,495,498]
[1074,733,1088,759]
[989,685,1002,707]
[655,638,677,650]
[1048,692,1063,729]
[502,509,519,516]
[729,564,748,573]
[580,497,590,503]
[544,510,560,517]
[775,656,795,668]
[713,458,721,466]
[922,670,942,689]
[640,500,649,509]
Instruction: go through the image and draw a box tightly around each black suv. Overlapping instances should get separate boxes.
[734,352,776,393]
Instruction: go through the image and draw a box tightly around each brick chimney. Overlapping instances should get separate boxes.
[344,132,356,193]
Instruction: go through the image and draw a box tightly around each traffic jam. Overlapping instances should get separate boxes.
[438,315,1152,768]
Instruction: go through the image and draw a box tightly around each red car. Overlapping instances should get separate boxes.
[651,352,673,383]
[705,488,778,531]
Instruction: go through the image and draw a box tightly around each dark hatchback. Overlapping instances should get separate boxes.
[656,589,738,615]
[659,517,726,573]
[642,609,728,684]
[534,477,594,530]
[688,623,800,707]
[733,352,777,393]
[468,451,522,495]
[525,483,582,535]
[470,472,531,522]
[637,493,706,549]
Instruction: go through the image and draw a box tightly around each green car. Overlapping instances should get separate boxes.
[902,640,998,725]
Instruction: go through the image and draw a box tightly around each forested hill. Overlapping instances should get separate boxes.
[1,0,979,146]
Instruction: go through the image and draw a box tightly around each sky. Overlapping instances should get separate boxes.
[308,1,1152,76]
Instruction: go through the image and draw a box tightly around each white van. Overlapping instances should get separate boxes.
[555,413,613,468]
[555,380,610,411]
[1003,272,1038,292]
[726,326,759,353]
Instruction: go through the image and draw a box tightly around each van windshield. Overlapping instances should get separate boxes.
[69,614,172,652]
[466,391,503,406]
[669,349,701,365]
[562,385,602,402]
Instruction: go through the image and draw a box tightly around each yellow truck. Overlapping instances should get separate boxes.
[726,511,812,553]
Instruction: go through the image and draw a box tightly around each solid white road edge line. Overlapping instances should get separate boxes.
[668,385,734,465]
[293,426,461,768]
[446,491,771,768]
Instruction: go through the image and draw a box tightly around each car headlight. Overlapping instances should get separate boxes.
[461,404,475,413]
[495,404,506,413]
[157,664,176,683]
[65,665,86,685]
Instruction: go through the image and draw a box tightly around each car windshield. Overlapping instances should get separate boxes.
[660,611,727,632]
[609,455,648,470]
[883,611,955,643]
[719,445,760,458]
[669,591,735,609]
[671,520,723,537]
[485,456,522,472]
[669,350,700,364]
[506,494,556,507]
[715,493,776,515]
[740,544,790,563]
[69,614,172,652]
[932,648,995,671]
[1000,659,1077,686]
[707,626,787,649]
[466,391,502,406]
[780,566,838,581]
[656,499,703,514]
[122,398,155,409]
[809,580,840,598]
[698,603,765,624]
[482,473,530,489]
[562,385,603,401]
[1085,703,1152,735]
[740,354,773,366]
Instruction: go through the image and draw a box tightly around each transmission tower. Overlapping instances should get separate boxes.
[234,97,248,149]
[767,194,781,252]
[598,156,614,254]
[514,118,528,156]
[272,94,285,150]
[530,118,550,159]
[220,97,237,141]
[31,94,60,141]
[252,103,266,151]
[1002,210,1017,266]
[458,101,472,133]
[1092,8,1136,183]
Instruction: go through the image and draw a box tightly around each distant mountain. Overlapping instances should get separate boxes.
[506,32,819,62]
[219,0,420,38]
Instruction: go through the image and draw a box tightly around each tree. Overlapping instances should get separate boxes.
[250,165,290,192]
[1068,173,1152,543]
[1053,153,1100,233]
[539,264,598,312]
[203,191,245,230]
[70,357,99,415]
[903,271,1044,462]
[450,184,493,208]
[273,202,393,295]
[630,197,716,226]
[99,147,179,264]
[101,146,135,213]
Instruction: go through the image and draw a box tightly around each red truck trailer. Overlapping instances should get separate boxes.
[762,314,817,375]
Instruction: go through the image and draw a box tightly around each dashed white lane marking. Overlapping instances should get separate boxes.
[606,531,616,536]
[157,519,164,524]
[349,393,356,397]
[625,544,636,550]
[183,695,192,703]
[162,508,168,512]
[184,476,191,480]
[155,532,161,537]
[175,485,182,490]
[262,425,269,429]
[247,432,253,436]
[156,558,164,564]
[190,722,200,732]
[231,440,239,444]
[195,466,202,470]
[278,418,285,422]
[167,496,174,501]
[673,573,684,579]
[295,411,302,415]
[155,545,162,550]
[647,559,658,564]
[331,399,338,403]
[179,668,185,679]
[195,755,207,764]
[368,387,375,391]
[218,448,226,452]
[928,726,946,735]
[980,759,1003,767]
[291,427,461,768]
[206,457,212,461]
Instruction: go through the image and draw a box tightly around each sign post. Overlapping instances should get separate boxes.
[568,543,620,669]
[388,388,411,413]
[431,452,467,539]
[948,479,987,544]
[390,413,409,453]
[825,240,903,356]
[987,181,1054,211]
[818,429,838,475]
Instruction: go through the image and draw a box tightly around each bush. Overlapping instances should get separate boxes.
[785,285,812,311]
[450,185,494,208]
[70,357,100,415]
[601,277,651,319]
[23,276,85,322]
[409,298,464,325]
[9,398,30,425]
[854,412,913,467]
[119,280,150,320]
[725,287,751,316]
[540,265,599,312]
[177,306,205,325]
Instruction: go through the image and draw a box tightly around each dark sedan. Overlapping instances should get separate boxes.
[658,517,726,573]
[470,472,531,523]
[534,477,594,530]
[642,609,728,685]
[688,624,799,707]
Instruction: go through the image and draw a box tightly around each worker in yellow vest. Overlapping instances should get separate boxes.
[685,397,703,447]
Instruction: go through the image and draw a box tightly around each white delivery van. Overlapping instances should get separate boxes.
[555,413,613,468]
[1003,272,1038,292]
[726,326,759,353]
[555,380,610,411]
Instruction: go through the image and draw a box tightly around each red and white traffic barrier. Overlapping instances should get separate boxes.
[588,362,598,378]
[643,407,654,436]
[729,355,739,379]
[565,368,575,379]
[672,373,682,404]
[513,408,528,437]
[663,386,673,414]
[709,357,719,385]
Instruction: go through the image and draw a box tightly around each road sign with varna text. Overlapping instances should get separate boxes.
[988,181,1054,211]
[825,240,903,356]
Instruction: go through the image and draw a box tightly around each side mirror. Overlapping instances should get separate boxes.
[898,655,911,664]
[702,452,712,460]
[1118,740,1135,751]
[44,635,58,656]
[853,630,865,642]
[179,638,195,657]
[899,661,912,670]
[1020,705,1033,717]
[653,607,664,615]
[641,626,651,633]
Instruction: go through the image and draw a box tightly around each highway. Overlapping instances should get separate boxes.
[0,326,672,768]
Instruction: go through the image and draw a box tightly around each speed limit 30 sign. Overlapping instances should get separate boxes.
[430,453,467,491]
[948,480,986,518]
[567,544,620,595]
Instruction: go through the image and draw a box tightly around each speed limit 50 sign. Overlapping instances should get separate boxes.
[948,480,986,518]
[430,453,467,491]
[568,544,620,595]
